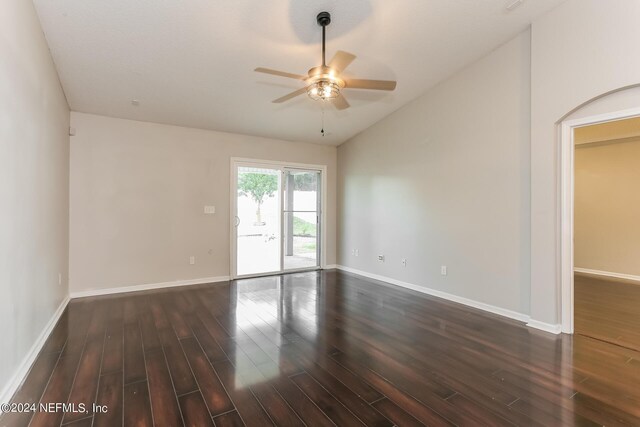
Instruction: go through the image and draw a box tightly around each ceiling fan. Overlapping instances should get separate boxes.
[255,11,397,110]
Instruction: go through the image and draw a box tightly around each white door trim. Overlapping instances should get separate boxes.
[229,157,328,280]
[559,107,640,334]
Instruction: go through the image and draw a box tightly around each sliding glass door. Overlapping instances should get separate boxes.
[235,165,282,277]
[232,161,322,278]
[283,169,320,271]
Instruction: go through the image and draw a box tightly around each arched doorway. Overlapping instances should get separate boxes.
[558,85,640,335]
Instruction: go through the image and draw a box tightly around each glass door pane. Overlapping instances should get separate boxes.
[283,169,320,271]
[236,166,281,276]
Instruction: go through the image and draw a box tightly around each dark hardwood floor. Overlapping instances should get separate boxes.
[575,273,640,352]
[3,269,640,426]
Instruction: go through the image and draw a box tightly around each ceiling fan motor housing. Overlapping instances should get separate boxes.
[317,11,331,26]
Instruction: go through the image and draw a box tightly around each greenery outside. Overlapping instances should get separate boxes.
[293,216,316,237]
[238,172,278,225]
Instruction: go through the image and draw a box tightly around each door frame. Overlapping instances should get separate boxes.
[230,157,327,280]
[559,107,640,334]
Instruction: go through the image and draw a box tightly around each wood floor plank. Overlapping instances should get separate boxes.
[330,351,456,426]
[185,314,228,364]
[214,410,246,427]
[145,349,184,427]
[158,328,198,395]
[123,380,153,426]
[163,297,192,340]
[140,310,162,353]
[29,354,82,427]
[59,301,95,359]
[101,320,123,374]
[447,393,514,426]
[179,392,215,427]
[280,340,382,403]
[290,372,366,426]
[372,398,426,427]
[267,375,336,427]
[213,360,275,426]
[181,337,234,417]
[300,362,392,427]
[62,416,94,426]
[249,381,305,426]
[123,299,138,325]
[93,371,123,427]
[124,322,146,384]
[62,336,105,424]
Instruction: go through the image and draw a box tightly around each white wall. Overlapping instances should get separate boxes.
[0,0,70,398]
[338,31,531,315]
[530,0,640,325]
[69,113,336,293]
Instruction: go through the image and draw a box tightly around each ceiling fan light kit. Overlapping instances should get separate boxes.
[255,11,397,110]
[308,80,341,101]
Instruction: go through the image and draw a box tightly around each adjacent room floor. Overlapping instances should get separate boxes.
[3,270,640,426]
[575,273,640,352]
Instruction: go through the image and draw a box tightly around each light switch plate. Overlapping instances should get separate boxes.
[204,205,216,214]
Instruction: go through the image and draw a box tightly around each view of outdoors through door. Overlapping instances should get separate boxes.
[234,163,321,278]
[236,166,281,276]
[284,169,320,271]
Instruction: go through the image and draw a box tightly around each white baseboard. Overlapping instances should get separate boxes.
[70,276,230,299]
[526,319,563,334]
[324,264,338,269]
[0,295,70,404]
[574,267,640,283]
[334,265,561,335]
[335,265,529,322]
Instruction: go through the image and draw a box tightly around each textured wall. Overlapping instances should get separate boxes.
[338,31,531,315]
[0,0,70,400]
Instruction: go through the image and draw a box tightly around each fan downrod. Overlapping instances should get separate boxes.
[316,11,331,27]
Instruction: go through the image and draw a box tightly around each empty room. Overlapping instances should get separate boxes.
[573,117,640,351]
[2,0,640,426]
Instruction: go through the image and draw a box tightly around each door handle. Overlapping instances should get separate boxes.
[235,216,240,227]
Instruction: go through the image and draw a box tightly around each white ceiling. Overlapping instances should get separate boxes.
[33,0,563,145]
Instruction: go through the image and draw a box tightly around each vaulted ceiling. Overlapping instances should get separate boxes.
[33,0,563,145]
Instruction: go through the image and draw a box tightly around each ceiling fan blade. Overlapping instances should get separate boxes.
[345,78,397,91]
[255,67,306,80]
[272,87,308,103]
[332,94,350,110]
[328,51,356,73]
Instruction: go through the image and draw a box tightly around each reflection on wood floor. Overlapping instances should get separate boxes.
[575,273,640,352]
[3,269,640,426]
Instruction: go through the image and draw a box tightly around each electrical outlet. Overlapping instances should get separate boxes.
[401,258,407,267]
[190,256,195,265]
[378,255,385,262]
[441,265,447,276]
[58,273,62,285]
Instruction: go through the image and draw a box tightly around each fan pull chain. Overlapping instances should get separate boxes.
[321,106,325,137]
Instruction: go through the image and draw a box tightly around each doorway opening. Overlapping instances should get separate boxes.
[230,158,326,279]
[560,109,640,350]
